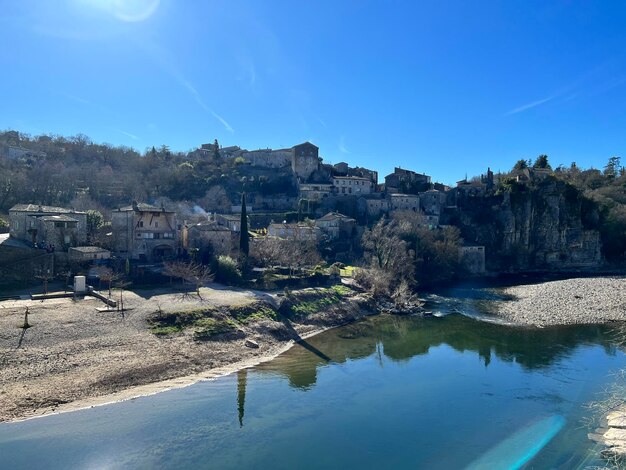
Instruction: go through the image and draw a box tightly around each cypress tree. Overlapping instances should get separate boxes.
[240,193,249,257]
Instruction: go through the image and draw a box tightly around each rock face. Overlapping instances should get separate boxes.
[589,407,626,459]
[454,177,602,271]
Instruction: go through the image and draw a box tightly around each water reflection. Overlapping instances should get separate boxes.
[237,369,247,427]
[256,314,620,391]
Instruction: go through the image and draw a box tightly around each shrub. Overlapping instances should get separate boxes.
[215,255,242,284]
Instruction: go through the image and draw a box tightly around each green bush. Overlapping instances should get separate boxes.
[215,255,242,284]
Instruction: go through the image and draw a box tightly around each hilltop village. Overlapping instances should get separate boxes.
[0,133,615,297]
[1,132,626,429]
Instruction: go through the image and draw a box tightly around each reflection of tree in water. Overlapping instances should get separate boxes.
[237,369,247,427]
[255,314,618,391]
[255,323,378,390]
[376,315,616,370]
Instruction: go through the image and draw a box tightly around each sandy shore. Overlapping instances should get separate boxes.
[0,284,373,423]
[491,276,626,327]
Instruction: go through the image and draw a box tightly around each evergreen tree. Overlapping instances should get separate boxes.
[513,159,528,171]
[533,154,551,170]
[604,156,621,179]
[239,193,249,257]
[213,138,221,159]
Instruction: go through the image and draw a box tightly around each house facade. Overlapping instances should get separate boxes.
[68,246,111,262]
[9,204,87,250]
[111,202,178,262]
[385,167,431,194]
[315,212,356,240]
[332,176,373,196]
[419,190,447,216]
[389,194,420,212]
[184,222,238,258]
[267,222,321,241]
[299,183,334,201]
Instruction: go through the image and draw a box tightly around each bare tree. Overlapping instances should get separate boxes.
[114,278,133,315]
[56,268,73,293]
[278,237,321,277]
[163,261,214,298]
[35,270,53,295]
[93,266,120,297]
[251,237,283,269]
[163,260,190,287]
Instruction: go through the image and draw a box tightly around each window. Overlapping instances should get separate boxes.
[154,222,158,228]
[139,221,144,227]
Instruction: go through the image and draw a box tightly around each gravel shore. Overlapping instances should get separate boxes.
[492,276,626,327]
[0,284,372,423]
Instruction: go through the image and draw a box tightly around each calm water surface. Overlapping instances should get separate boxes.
[1,287,625,469]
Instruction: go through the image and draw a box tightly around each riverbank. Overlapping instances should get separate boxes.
[489,276,626,327]
[0,284,376,423]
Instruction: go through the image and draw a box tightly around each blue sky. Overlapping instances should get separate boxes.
[2,0,626,184]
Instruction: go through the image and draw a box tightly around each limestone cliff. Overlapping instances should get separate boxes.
[453,175,602,271]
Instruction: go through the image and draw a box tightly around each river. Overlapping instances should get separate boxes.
[1,285,625,469]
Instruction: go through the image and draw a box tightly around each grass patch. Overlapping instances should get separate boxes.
[149,302,278,337]
[151,325,183,336]
[288,285,354,319]
[230,303,278,324]
[149,307,217,336]
[194,318,239,340]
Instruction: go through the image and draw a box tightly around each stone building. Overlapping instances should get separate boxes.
[244,148,292,168]
[419,190,447,216]
[385,167,431,194]
[291,142,320,181]
[267,222,321,241]
[9,204,87,250]
[215,214,242,232]
[315,212,356,240]
[332,176,373,196]
[184,222,238,258]
[68,246,111,262]
[360,195,390,218]
[299,183,334,201]
[111,202,178,262]
[0,233,54,283]
[389,194,420,212]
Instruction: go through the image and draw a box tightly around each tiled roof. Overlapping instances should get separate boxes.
[118,202,172,212]
[10,204,85,214]
[69,246,110,253]
[40,215,79,222]
[190,223,230,232]
[317,212,351,221]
